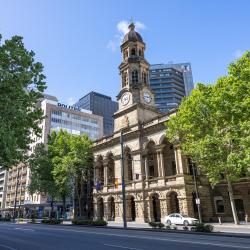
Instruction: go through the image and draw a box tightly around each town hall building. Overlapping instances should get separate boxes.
[92,23,250,223]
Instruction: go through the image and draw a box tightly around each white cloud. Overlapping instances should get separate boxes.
[107,40,117,52]
[117,20,130,35]
[107,20,146,52]
[234,49,244,59]
[67,97,76,106]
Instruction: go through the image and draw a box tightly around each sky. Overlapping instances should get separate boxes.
[0,0,249,105]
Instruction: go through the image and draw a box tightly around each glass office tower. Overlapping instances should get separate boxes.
[149,63,194,113]
[74,92,118,136]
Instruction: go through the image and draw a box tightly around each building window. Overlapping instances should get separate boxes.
[132,70,138,84]
[131,48,136,56]
[214,198,225,213]
[123,50,128,60]
[122,71,128,87]
[142,72,147,84]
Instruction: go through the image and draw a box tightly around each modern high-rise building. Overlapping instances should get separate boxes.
[74,91,118,137]
[4,94,103,212]
[149,63,194,113]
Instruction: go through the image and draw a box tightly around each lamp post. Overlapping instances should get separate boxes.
[191,161,202,223]
[120,130,127,228]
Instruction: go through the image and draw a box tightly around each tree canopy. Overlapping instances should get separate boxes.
[29,143,58,204]
[0,35,46,168]
[48,130,93,215]
[166,52,250,224]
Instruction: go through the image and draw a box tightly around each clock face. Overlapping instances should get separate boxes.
[143,92,152,104]
[121,92,130,106]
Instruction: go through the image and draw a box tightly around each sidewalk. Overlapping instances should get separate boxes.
[107,221,250,234]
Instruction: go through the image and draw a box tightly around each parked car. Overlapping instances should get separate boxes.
[164,213,198,226]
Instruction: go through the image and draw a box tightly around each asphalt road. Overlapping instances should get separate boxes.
[0,222,250,250]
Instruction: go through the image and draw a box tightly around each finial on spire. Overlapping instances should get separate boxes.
[128,22,135,31]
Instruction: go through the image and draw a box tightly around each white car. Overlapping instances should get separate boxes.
[164,213,198,226]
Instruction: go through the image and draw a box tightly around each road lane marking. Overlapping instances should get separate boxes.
[15,227,34,231]
[37,227,250,249]
[0,244,17,250]
[104,244,144,250]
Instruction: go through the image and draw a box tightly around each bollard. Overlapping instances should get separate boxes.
[245,214,248,223]
[218,216,222,225]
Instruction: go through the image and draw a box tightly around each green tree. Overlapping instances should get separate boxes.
[48,130,72,213]
[0,35,46,169]
[69,134,93,218]
[166,52,250,225]
[48,130,93,218]
[28,143,58,217]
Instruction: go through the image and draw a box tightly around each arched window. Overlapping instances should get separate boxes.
[161,138,176,176]
[122,72,127,87]
[147,141,158,178]
[107,153,115,185]
[142,72,147,84]
[95,156,104,185]
[123,50,128,60]
[131,48,136,56]
[132,70,138,84]
[125,148,133,181]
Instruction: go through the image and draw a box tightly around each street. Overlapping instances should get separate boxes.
[0,223,250,250]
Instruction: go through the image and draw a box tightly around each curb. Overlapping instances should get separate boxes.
[33,222,250,239]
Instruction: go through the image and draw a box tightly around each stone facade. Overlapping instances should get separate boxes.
[92,23,250,223]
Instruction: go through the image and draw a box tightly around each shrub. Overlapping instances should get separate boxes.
[148,222,164,229]
[204,224,214,232]
[171,224,177,230]
[92,220,108,226]
[72,219,107,226]
[41,218,62,224]
[0,217,11,222]
[165,225,171,230]
[193,223,213,232]
[183,226,189,231]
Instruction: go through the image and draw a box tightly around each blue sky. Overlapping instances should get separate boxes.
[0,0,249,104]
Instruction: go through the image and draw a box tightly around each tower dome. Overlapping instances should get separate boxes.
[122,23,143,44]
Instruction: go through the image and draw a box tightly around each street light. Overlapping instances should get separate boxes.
[191,160,202,223]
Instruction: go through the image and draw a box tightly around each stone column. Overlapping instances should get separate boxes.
[174,145,185,174]
[103,161,108,186]
[156,150,162,177]
[144,156,149,181]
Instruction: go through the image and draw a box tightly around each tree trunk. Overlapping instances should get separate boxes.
[50,198,54,218]
[226,176,239,225]
[62,195,66,215]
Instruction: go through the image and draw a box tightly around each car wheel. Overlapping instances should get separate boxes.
[183,220,189,226]
[167,220,171,225]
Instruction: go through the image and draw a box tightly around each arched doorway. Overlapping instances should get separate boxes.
[126,196,136,222]
[131,196,136,221]
[97,198,104,220]
[169,192,180,214]
[151,193,161,222]
[108,196,115,221]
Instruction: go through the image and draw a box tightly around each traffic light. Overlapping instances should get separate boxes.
[115,178,119,188]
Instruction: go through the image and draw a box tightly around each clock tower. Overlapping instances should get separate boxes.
[114,23,161,132]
